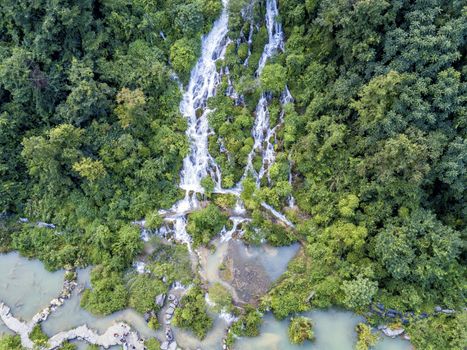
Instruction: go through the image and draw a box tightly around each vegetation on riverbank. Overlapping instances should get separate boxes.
[288,316,314,344]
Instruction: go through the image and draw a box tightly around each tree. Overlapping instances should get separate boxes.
[341,275,378,310]
[260,64,287,94]
[170,38,199,80]
[80,265,128,315]
[186,204,228,247]
[172,286,213,339]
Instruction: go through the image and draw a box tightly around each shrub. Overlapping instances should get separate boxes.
[288,317,314,344]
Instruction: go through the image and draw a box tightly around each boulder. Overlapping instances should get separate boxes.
[156,294,166,307]
[166,307,175,316]
[161,341,169,350]
[434,306,442,312]
[382,326,404,338]
[165,328,174,342]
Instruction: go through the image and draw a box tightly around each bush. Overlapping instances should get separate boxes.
[260,64,286,95]
[30,324,49,347]
[80,265,128,315]
[144,338,161,350]
[187,204,228,247]
[288,317,314,344]
[406,313,467,350]
[355,323,378,350]
[0,335,24,350]
[127,274,167,313]
[172,286,213,339]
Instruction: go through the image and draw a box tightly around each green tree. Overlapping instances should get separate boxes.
[260,64,287,94]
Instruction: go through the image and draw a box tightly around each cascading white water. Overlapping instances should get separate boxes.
[159,0,231,243]
[244,0,292,187]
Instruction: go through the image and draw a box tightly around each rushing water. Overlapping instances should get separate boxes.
[242,0,293,188]
[160,0,233,245]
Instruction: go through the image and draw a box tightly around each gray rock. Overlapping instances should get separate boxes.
[382,326,404,338]
[168,294,176,302]
[161,341,169,350]
[165,328,174,342]
[166,307,175,315]
[156,294,166,307]
[442,309,455,314]
[434,306,442,312]
[168,342,178,350]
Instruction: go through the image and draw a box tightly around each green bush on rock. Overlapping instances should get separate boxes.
[288,317,314,344]
[172,286,213,339]
[187,204,228,247]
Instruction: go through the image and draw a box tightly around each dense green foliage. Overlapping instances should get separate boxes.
[80,265,128,315]
[288,317,314,344]
[226,306,263,346]
[127,273,166,314]
[256,0,467,322]
[144,338,161,350]
[172,286,213,339]
[355,323,378,350]
[0,335,24,350]
[0,0,225,269]
[30,324,49,347]
[406,312,467,350]
[186,204,228,247]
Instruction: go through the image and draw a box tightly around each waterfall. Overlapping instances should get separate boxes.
[161,0,231,243]
[244,0,292,187]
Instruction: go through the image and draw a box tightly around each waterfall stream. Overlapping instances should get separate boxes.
[244,0,294,191]
[161,0,231,243]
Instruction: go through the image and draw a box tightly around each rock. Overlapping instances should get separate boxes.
[168,294,176,302]
[143,312,151,322]
[386,311,396,318]
[442,309,455,314]
[402,318,409,325]
[166,307,175,316]
[168,341,178,350]
[434,306,442,312]
[161,341,169,350]
[165,328,174,342]
[419,312,428,319]
[156,294,166,307]
[382,326,404,338]
[376,303,385,311]
[169,302,176,309]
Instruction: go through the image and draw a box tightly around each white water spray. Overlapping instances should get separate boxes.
[244,0,292,187]
[161,1,231,243]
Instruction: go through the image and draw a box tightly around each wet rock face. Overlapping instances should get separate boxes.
[221,242,271,304]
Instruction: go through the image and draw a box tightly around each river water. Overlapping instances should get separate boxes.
[0,252,411,350]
